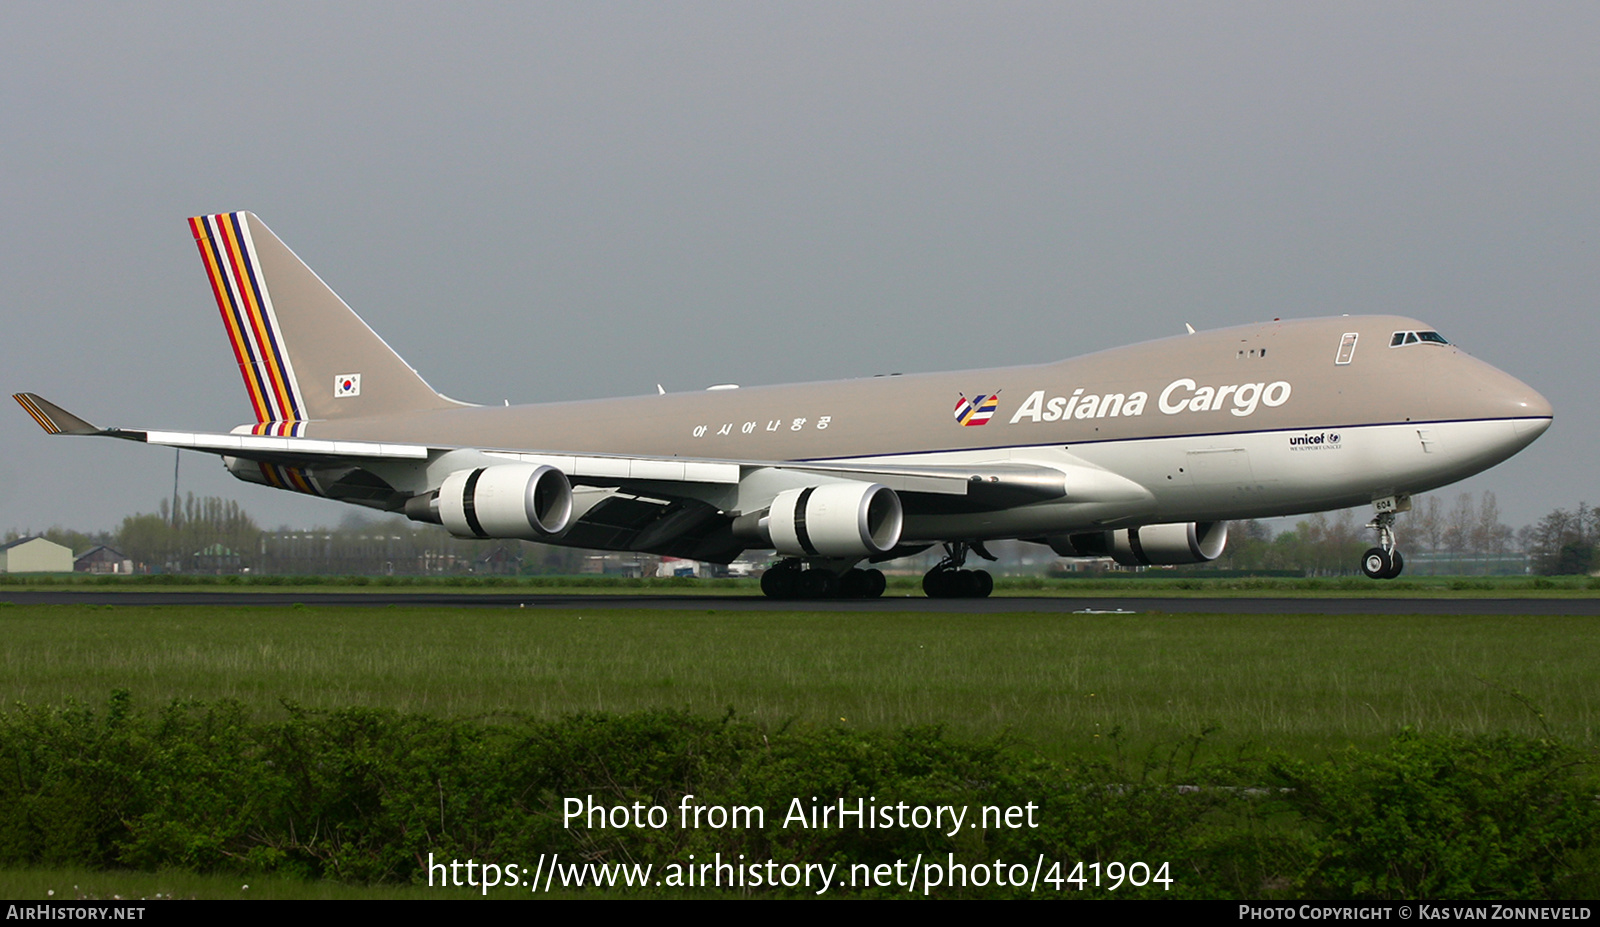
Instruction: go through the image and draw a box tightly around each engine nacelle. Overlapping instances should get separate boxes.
[1050,521,1228,567]
[753,482,904,557]
[437,464,573,540]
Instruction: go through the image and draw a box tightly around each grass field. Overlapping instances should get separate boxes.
[2,603,1594,759]
[0,867,490,901]
[3,571,1597,597]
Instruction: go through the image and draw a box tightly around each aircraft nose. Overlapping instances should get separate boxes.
[1501,373,1552,424]
[1511,382,1553,440]
[1519,384,1553,421]
[1463,355,1552,427]
[1447,359,1554,464]
[1478,364,1553,444]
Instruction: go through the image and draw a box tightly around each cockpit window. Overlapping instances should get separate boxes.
[1390,330,1451,347]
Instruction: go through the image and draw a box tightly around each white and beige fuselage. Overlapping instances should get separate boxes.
[15,212,1552,570]
[295,313,1550,543]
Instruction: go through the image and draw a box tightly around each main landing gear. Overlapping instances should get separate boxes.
[922,541,995,599]
[760,559,887,599]
[757,540,1000,599]
[1360,509,1405,580]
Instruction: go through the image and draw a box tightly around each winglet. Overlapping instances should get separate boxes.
[13,393,102,435]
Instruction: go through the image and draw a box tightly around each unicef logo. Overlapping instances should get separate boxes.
[1290,432,1342,450]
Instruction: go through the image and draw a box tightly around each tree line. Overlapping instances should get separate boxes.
[1165,491,1590,577]
[7,490,1598,577]
[8,493,594,576]
[1521,502,1598,575]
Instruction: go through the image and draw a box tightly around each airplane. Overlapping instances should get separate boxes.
[14,212,1553,597]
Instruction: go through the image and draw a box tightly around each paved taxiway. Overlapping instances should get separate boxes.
[4,590,1597,614]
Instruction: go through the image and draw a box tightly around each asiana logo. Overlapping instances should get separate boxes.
[953,392,1000,427]
[1288,432,1342,451]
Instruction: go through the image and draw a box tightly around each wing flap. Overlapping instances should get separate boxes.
[141,430,429,459]
[770,459,1151,506]
[488,451,741,484]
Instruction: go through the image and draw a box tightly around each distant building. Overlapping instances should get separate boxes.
[0,536,74,573]
[580,554,645,577]
[475,545,522,575]
[75,545,136,574]
[191,544,243,574]
[656,557,700,578]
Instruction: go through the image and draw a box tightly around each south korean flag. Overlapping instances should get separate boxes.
[333,374,361,398]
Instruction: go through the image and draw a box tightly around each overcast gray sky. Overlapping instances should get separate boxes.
[3,2,1595,535]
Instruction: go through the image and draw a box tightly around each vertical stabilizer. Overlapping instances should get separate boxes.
[189,212,461,433]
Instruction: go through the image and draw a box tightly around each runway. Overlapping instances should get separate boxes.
[4,589,1598,614]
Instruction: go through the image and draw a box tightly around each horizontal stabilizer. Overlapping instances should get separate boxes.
[12,393,102,436]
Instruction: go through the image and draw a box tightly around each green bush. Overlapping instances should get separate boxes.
[1270,731,1600,899]
[0,695,1594,898]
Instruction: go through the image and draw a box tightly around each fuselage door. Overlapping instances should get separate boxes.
[1335,332,1359,365]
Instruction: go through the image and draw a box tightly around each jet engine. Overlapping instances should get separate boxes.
[437,464,573,540]
[738,482,904,557]
[1051,521,1228,567]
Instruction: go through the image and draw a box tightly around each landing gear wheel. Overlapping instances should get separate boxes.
[923,541,996,598]
[922,568,993,598]
[796,569,839,599]
[839,568,889,598]
[1362,506,1406,580]
[1361,547,1391,580]
[761,564,801,599]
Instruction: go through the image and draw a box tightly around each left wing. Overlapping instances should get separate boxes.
[16,392,1147,562]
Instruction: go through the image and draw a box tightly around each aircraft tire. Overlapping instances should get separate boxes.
[1382,550,1405,580]
[924,568,992,598]
[761,566,799,599]
[1361,548,1391,580]
[863,568,886,598]
[839,568,887,598]
[797,569,839,599]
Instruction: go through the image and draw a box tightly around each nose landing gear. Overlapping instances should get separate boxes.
[1360,505,1406,580]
